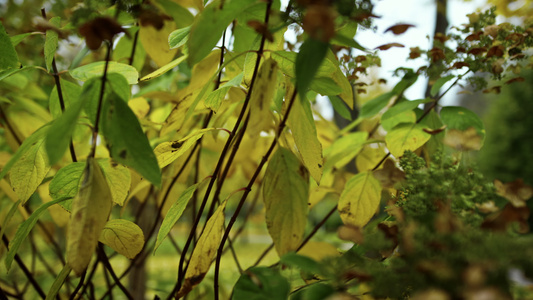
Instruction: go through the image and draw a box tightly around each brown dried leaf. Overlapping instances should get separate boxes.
[505,77,525,85]
[481,203,530,233]
[486,45,505,58]
[384,23,415,35]
[451,62,469,69]
[482,86,501,94]
[302,5,336,42]
[494,179,533,208]
[467,47,487,56]
[375,43,404,51]
[79,17,124,50]
[443,128,482,151]
[247,20,274,42]
[337,225,364,244]
[409,47,422,59]
[429,47,445,62]
[373,159,405,189]
[423,125,447,135]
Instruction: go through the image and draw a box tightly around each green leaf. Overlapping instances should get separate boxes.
[70,61,139,84]
[291,283,335,300]
[324,132,368,170]
[288,93,324,184]
[45,93,84,165]
[44,17,61,71]
[232,267,290,300]
[99,219,144,259]
[155,182,201,253]
[187,0,258,65]
[263,147,309,256]
[331,34,366,51]
[139,55,187,82]
[310,77,342,96]
[46,265,71,300]
[385,123,431,157]
[48,79,81,118]
[381,110,416,132]
[83,73,130,126]
[440,106,485,140]
[169,26,191,49]
[0,66,37,82]
[295,38,329,98]
[381,98,432,122]
[0,21,19,70]
[338,172,382,227]
[280,253,321,275]
[49,162,85,211]
[204,72,244,112]
[10,32,33,46]
[101,91,161,187]
[430,74,455,97]
[113,27,146,72]
[329,95,352,120]
[5,197,69,270]
[360,91,395,119]
[0,200,21,243]
[271,51,337,79]
[159,0,194,28]
[9,133,51,203]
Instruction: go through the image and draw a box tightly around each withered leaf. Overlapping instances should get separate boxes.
[486,45,505,58]
[384,24,415,35]
[373,159,405,189]
[482,86,501,94]
[247,20,274,42]
[375,43,404,51]
[79,17,124,50]
[494,179,533,208]
[443,128,482,151]
[505,77,525,85]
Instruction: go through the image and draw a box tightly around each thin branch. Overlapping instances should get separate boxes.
[97,245,133,300]
[0,229,46,299]
[213,87,298,299]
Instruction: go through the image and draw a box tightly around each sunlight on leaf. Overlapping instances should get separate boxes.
[338,171,382,227]
[386,123,431,157]
[155,128,219,168]
[263,147,309,256]
[70,61,139,84]
[99,219,144,259]
[140,20,178,67]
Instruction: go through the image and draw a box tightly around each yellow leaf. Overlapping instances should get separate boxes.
[338,172,382,227]
[67,158,113,275]
[288,88,324,184]
[178,200,227,297]
[10,138,50,203]
[247,59,279,137]
[98,159,131,206]
[385,123,431,157]
[128,97,150,119]
[139,21,178,67]
[155,128,218,168]
[38,182,69,227]
[298,241,339,261]
[356,144,387,172]
[263,147,309,256]
[99,219,144,259]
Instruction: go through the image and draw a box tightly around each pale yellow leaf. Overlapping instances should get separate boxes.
[10,138,50,203]
[67,158,113,275]
[178,200,227,297]
[155,128,218,168]
[38,182,69,227]
[263,147,309,256]
[298,241,340,261]
[139,21,178,67]
[338,172,382,227]
[355,144,387,172]
[98,159,131,206]
[385,123,431,157]
[99,219,144,259]
[128,97,150,119]
[287,88,323,184]
[247,58,279,137]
